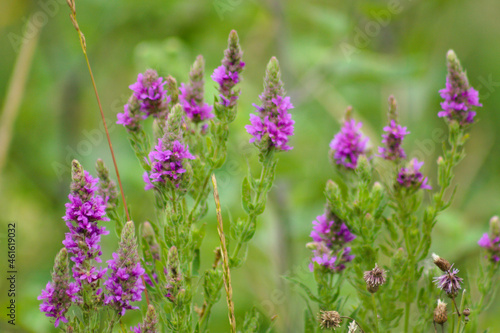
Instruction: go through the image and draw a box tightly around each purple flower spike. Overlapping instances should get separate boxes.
[143,138,195,190]
[62,161,109,283]
[212,30,245,109]
[379,119,409,161]
[397,158,432,190]
[246,57,295,152]
[180,55,214,123]
[308,213,356,273]
[104,222,145,316]
[438,50,482,126]
[330,111,369,169]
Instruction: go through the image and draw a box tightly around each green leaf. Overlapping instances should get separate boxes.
[241,176,253,213]
[283,276,322,304]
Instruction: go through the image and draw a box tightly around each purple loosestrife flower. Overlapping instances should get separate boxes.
[307,213,356,272]
[129,69,169,118]
[104,221,145,316]
[179,55,214,123]
[478,216,500,263]
[379,96,409,161]
[117,99,146,132]
[379,120,409,160]
[38,248,80,327]
[62,160,109,283]
[144,139,195,190]
[143,105,195,190]
[438,50,482,126]
[245,57,295,152]
[212,30,245,108]
[397,158,432,190]
[330,108,369,169]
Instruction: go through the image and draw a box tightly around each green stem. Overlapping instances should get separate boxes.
[231,158,270,261]
[371,293,380,333]
[187,167,214,224]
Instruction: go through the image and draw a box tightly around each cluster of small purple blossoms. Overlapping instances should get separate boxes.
[307,213,356,272]
[104,222,145,316]
[478,216,500,263]
[330,113,369,169]
[211,30,245,108]
[432,254,464,297]
[397,158,432,190]
[379,119,409,160]
[179,55,214,123]
[246,57,295,151]
[247,95,295,151]
[62,161,109,282]
[38,249,80,327]
[438,50,482,125]
[117,69,170,130]
[143,139,195,190]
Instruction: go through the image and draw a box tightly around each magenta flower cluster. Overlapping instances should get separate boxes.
[478,233,500,262]
[379,119,409,160]
[246,95,295,151]
[330,118,368,169]
[104,252,145,316]
[212,62,245,107]
[62,170,110,281]
[397,158,432,190]
[179,83,214,122]
[117,69,170,129]
[38,277,80,327]
[308,213,356,272]
[439,76,482,125]
[143,139,195,190]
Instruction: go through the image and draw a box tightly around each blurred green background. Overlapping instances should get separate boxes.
[1,0,499,331]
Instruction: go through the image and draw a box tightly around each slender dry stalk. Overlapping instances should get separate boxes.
[211,174,236,333]
[65,0,150,305]
[0,15,41,175]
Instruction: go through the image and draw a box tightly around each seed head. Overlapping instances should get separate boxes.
[364,264,387,293]
[319,310,342,330]
[433,299,448,325]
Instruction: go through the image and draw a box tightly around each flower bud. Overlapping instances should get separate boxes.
[489,216,500,237]
[432,253,451,272]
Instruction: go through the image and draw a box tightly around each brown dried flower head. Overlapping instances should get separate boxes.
[433,299,448,325]
[319,310,342,330]
[432,253,451,272]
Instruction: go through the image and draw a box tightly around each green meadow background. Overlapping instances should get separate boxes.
[1,0,500,331]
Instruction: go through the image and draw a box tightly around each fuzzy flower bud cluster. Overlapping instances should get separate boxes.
[307,213,356,272]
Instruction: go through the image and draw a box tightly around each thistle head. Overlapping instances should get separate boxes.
[363,264,387,293]
[433,299,448,325]
[318,310,342,330]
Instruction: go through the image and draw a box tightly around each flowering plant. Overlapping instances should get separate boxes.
[38,3,499,331]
